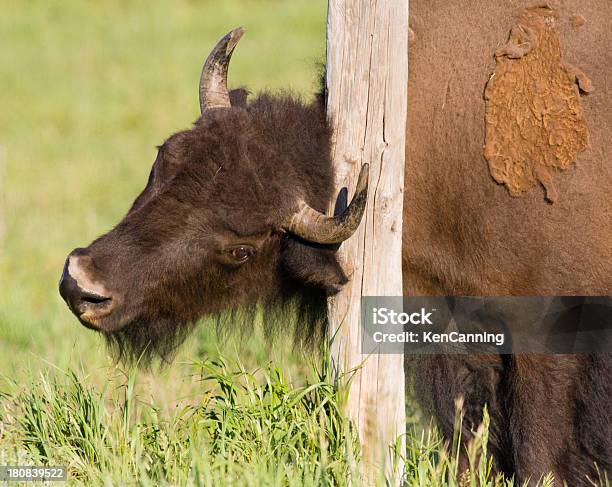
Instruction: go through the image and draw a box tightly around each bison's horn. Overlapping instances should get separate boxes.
[284,164,369,244]
[199,27,245,113]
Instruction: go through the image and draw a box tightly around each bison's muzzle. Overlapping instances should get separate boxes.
[59,248,116,330]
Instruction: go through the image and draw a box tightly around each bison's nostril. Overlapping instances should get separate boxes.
[80,292,111,306]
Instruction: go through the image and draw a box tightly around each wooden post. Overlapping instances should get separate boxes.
[325,0,408,482]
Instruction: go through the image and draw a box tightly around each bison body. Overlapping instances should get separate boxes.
[405,1,611,482]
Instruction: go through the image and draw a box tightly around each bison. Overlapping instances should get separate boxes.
[59,2,611,484]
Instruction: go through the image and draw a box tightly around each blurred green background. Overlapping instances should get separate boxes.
[0,0,326,384]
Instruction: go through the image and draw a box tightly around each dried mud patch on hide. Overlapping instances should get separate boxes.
[484,5,592,202]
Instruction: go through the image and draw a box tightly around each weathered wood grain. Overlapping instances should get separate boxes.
[326,1,408,483]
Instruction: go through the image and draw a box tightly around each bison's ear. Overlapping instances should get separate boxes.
[281,239,348,295]
[229,88,249,108]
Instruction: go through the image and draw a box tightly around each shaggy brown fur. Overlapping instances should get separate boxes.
[73,91,346,362]
[404,1,611,484]
[59,1,611,484]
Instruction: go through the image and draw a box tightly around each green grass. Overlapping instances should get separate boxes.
[0,1,608,486]
[1,357,358,485]
[1,355,569,486]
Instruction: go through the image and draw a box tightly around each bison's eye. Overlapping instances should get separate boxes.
[227,245,254,263]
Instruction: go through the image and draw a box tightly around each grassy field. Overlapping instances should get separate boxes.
[0,1,602,486]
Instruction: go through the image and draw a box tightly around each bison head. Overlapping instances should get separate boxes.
[59,28,368,362]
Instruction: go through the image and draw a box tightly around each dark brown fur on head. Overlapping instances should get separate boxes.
[74,89,346,364]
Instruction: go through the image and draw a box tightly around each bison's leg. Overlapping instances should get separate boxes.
[572,355,612,482]
[412,354,611,484]
[507,355,612,486]
[408,354,513,476]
